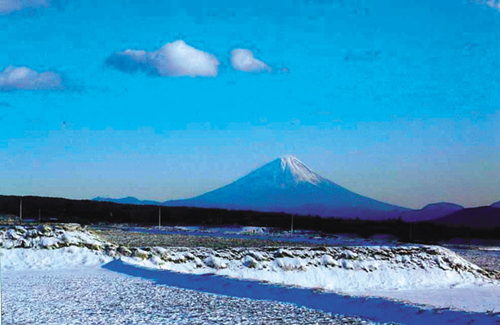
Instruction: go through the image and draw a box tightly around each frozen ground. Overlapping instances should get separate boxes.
[1,224,499,324]
[3,268,379,325]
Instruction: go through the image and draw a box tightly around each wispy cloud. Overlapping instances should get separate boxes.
[230,49,270,73]
[0,0,49,14]
[471,0,500,11]
[106,40,220,77]
[0,66,63,91]
[486,0,500,10]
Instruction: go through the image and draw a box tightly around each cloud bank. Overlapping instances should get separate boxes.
[0,0,49,14]
[230,49,270,73]
[106,40,220,77]
[0,66,63,91]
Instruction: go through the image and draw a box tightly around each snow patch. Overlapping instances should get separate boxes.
[280,155,323,185]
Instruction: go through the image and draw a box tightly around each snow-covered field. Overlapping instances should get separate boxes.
[4,268,377,325]
[1,224,499,324]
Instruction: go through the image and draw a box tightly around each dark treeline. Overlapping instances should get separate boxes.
[0,195,497,243]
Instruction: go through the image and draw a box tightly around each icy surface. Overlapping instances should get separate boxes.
[2,268,383,325]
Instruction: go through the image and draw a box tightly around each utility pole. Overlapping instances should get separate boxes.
[0,245,2,325]
[158,206,161,228]
[19,197,22,221]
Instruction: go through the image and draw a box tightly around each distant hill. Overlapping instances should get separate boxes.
[93,196,159,206]
[491,201,500,209]
[431,206,500,229]
[401,202,464,222]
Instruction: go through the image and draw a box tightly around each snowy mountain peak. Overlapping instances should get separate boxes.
[163,155,410,219]
[279,155,323,185]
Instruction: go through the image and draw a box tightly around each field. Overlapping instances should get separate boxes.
[4,269,380,325]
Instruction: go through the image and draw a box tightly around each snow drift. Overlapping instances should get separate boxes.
[121,245,498,294]
[0,224,113,270]
[1,224,496,291]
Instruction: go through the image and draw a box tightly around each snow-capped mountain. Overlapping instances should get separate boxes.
[93,156,480,221]
[163,156,410,219]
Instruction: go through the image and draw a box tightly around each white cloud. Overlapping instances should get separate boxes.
[230,49,271,73]
[0,66,63,91]
[106,40,220,77]
[0,0,49,14]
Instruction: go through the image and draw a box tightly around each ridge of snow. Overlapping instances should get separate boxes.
[0,224,113,250]
[0,224,116,270]
[279,155,323,185]
[119,245,499,306]
[4,225,498,287]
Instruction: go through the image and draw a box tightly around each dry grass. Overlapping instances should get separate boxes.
[93,229,317,250]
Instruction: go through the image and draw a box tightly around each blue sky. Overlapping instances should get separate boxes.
[1,0,499,208]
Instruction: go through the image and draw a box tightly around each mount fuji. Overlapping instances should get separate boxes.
[162,156,411,219]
